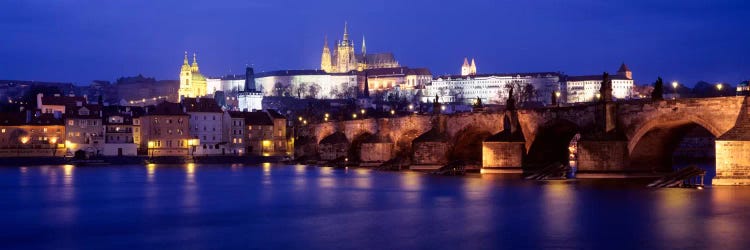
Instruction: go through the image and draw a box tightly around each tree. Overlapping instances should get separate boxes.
[307,83,321,99]
[329,85,340,99]
[273,82,286,97]
[523,84,535,103]
[652,77,664,100]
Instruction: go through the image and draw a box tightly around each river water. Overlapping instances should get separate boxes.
[1,164,748,249]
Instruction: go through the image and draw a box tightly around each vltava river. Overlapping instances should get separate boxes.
[1,164,748,249]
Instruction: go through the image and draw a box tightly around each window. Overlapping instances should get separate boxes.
[68,120,74,126]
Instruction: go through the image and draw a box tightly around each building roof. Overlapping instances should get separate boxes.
[267,109,285,119]
[435,72,562,80]
[241,111,273,125]
[65,104,102,119]
[356,52,397,64]
[255,69,329,78]
[182,97,222,113]
[145,101,187,116]
[0,111,64,126]
[363,67,432,77]
[320,131,348,144]
[41,95,86,107]
[565,74,631,82]
[617,63,631,73]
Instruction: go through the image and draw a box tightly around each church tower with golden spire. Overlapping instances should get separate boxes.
[320,36,332,72]
[178,51,207,99]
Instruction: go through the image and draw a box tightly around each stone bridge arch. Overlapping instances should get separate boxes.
[524,118,582,168]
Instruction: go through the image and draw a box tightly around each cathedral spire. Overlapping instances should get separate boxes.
[183,51,189,65]
[191,52,199,72]
[343,21,349,41]
[362,35,366,55]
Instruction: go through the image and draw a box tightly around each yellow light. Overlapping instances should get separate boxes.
[63,164,74,177]
[186,163,195,172]
[262,140,271,146]
[324,113,329,118]
[298,116,303,121]
[352,113,357,119]
[672,81,678,89]
[555,91,561,97]
[408,104,413,110]
[49,137,58,144]
[390,110,395,115]
[303,120,307,125]
[147,164,156,175]
[595,93,601,99]
[717,83,723,91]
[20,137,29,144]
[441,105,446,110]
[360,109,365,114]
[324,117,328,122]
[147,141,155,148]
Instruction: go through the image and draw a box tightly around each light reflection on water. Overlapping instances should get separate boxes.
[0,164,749,249]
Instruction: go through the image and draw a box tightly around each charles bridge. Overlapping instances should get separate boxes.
[296,96,750,185]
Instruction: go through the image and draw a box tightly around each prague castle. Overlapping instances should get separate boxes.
[320,22,399,73]
[178,52,207,99]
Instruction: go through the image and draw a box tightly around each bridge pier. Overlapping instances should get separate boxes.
[576,140,630,172]
[410,128,449,170]
[714,97,750,185]
[360,135,393,167]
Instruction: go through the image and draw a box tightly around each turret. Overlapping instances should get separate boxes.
[617,63,632,80]
[320,36,332,72]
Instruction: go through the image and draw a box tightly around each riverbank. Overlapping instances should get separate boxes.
[0,155,287,167]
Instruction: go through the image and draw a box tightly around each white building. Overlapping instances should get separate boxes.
[423,72,563,105]
[564,64,634,103]
[254,70,358,99]
[206,75,246,96]
[237,91,263,112]
[183,97,227,156]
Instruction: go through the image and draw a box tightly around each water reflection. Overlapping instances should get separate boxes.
[186,163,195,183]
[146,164,156,182]
[541,182,576,244]
[2,164,750,249]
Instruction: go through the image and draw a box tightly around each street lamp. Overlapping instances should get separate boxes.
[18,136,29,156]
[50,137,58,156]
[147,141,155,159]
[555,91,561,106]
[352,113,357,119]
[360,109,365,115]
[717,83,724,96]
[390,109,395,115]
[187,139,199,159]
[672,81,679,99]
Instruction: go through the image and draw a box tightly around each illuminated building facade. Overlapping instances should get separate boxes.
[564,64,634,103]
[140,101,190,156]
[65,104,105,156]
[0,111,65,157]
[183,97,226,156]
[424,72,563,105]
[178,52,207,99]
[320,22,399,73]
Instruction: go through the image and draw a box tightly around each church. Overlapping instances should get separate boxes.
[178,52,207,99]
[320,22,399,73]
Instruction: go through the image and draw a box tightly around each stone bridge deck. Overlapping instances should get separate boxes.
[298,96,750,185]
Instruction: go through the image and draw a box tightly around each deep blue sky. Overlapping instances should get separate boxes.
[1,0,748,87]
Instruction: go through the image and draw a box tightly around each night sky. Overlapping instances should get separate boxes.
[1,0,748,87]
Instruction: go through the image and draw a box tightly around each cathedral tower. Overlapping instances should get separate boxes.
[320,36,332,72]
[178,52,207,99]
[335,22,357,73]
[470,58,477,75]
[461,57,471,76]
